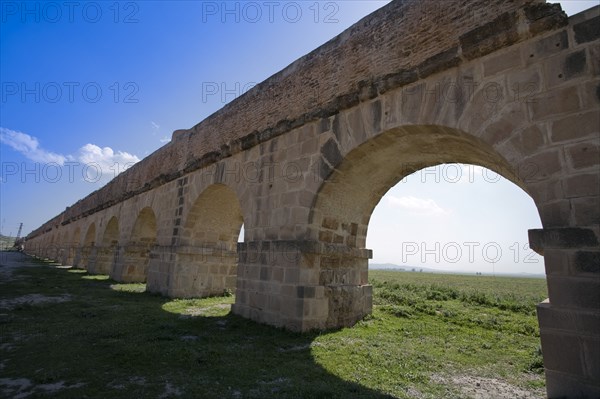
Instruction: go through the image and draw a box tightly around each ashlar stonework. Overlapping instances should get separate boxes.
[25,1,600,397]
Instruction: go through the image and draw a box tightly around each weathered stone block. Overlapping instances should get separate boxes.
[529,86,581,120]
[538,300,600,334]
[523,3,568,35]
[483,48,522,76]
[284,267,300,284]
[582,336,600,381]
[566,141,600,170]
[539,331,583,375]
[418,47,461,78]
[523,31,568,64]
[515,124,546,156]
[545,49,588,88]
[481,104,526,146]
[521,150,563,181]
[529,227,600,252]
[551,110,600,143]
[574,251,600,274]
[547,275,600,309]
[564,174,600,198]
[506,65,542,99]
[572,196,600,226]
[573,15,600,44]
[544,369,600,398]
[543,248,600,277]
[459,12,519,60]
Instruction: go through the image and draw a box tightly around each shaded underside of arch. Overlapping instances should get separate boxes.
[72,227,81,245]
[167,184,244,298]
[84,223,96,246]
[112,207,157,283]
[102,217,119,246]
[80,223,97,270]
[182,184,244,250]
[131,208,157,245]
[93,216,120,275]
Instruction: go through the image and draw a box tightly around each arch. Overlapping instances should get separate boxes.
[70,226,82,267]
[112,207,157,283]
[182,184,244,249]
[47,233,58,260]
[71,226,81,246]
[83,223,96,247]
[366,162,543,272]
[308,125,542,329]
[60,230,70,265]
[80,222,97,270]
[310,125,534,249]
[130,207,157,245]
[102,216,120,246]
[94,216,120,275]
[165,184,244,298]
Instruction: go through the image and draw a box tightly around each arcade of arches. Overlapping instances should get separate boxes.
[25,1,600,396]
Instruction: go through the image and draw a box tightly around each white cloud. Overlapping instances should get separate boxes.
[1,127,140,182]
[77,144,140,180]
[387,195,448,215]
[151,121,160,130]
[159,136,171,143]
[0,127,67,165]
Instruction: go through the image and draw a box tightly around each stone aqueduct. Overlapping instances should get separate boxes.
[23,0,599,396]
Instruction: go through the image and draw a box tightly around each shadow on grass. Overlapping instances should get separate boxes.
[0,252,395,399]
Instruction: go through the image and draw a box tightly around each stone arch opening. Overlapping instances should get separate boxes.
[309,125,540,328]
[70,226,82,267]
[60,230,70,265]
[366,162,543,274]
[80,223,96,270]
[47,233,58,260]
[102,217,120,246]
[95,216,120,275]
[171,184,244,298]
[112,207,157,283]
[311,125,532,248]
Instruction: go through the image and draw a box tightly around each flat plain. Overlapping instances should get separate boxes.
[0,252,547,398]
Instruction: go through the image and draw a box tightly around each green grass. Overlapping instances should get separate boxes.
[0,254,547,398]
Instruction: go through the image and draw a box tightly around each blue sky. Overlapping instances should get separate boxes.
[1,1,596,273]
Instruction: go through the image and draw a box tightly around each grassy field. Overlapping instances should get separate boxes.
[0,252,547,398]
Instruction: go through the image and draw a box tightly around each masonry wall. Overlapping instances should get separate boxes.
[26,0,567,237]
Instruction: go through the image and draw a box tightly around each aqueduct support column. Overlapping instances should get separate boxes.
[232,240,372,331]
[63,245,75,266]
[93,246,117,274]
[81,245,97,271]
[60,243,69,265]
[147,245,238,298]
[73,247,82,268]
[530,228,600,397]
[111,244,152,283]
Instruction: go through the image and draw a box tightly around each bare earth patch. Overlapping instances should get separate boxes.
[158,381,183,398]
[0,294,72,310]
[182,303,230,316]
[432,374,545,399]
[0,378,84,399]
